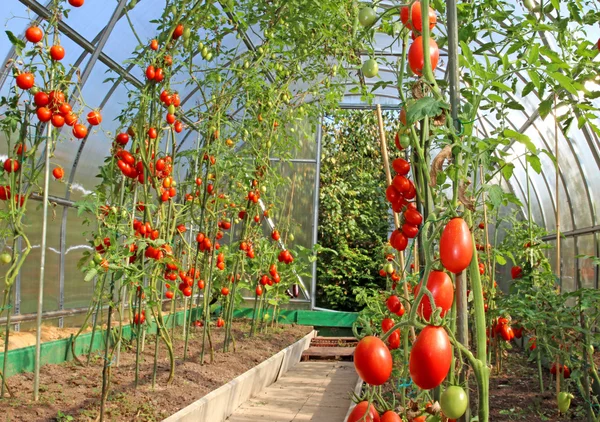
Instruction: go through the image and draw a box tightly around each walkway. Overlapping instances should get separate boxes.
[227,361,358,422]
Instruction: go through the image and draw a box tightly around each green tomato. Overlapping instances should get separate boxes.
[557,392,573,414]
[183,27,192,40]
[168,104,176,115]
[399,134,411,149]
[384,262,394,274]
[260,185,267,193]
[440,386,468,419]
[358,7,377,28]
[0,253,11,265]
[361,59,379,78]
[93,253,103,264]
[523,0,535,10]
[288,234,295,241]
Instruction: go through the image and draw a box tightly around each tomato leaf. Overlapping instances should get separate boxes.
[503,129,536,154]
[405,97,449,124]
[526,154,542,174]
[538,97,553,119]
[501,162,514,181]
[487,185,504,208]
[547,72,578,95]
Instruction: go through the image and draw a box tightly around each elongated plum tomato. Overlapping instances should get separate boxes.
[381,317,394,333]
[400,3,436,32]
[362,59,379,78]
[409,325,452,389]
[354,336,392,386]
[511,265,522,279]
[348,401,380,422]
[414,270,454,321]
[380,411,401,422]
[408,36,439,76]
[439,217,473,274]
[441,385,468,419]
[386,295,401,313]
[392,158,410,176]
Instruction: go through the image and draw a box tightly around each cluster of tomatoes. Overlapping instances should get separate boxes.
[159,90,184,133]
[257,264,282,294]
[490,317,522,343]
[196,232,218,252]
[400,3,440,76]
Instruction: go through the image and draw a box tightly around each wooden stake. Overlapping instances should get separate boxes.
[375,104,416,342]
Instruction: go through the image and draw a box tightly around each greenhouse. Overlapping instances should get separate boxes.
[0,0,599,420]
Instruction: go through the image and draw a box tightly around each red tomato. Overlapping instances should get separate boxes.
[52,167,64,180]
[216,317,225,328]
[16,73,34,90]
[400,3,436,31]
[392,158,411,176]
[25,27,43,43]
[409,325,452,389]
[221,287,230,296]
[3,159,19,173]
[347,401,380,422]
[511,265,522,279]
[72,124,88,139]
[68,0,84,6]
[386,295,401,313]
[34,91,49,107]
[165,291,174,299]
[386,184,401,204]
[50,45,65,61]
[499,324,514,342]
[402,223,419,238]
[404,208,423,225]
[439,218,473,274]
[146,65,156,80]
[87,110,102,125]
[381,317,394,333]
[150,39,158,50]
[414,270,454,321]
[354,336,392,386]
[408,36,439,76]
[389,229,408,252]
[173,24,184,39]
[388,329,400,350]
[381,411,402,422]
[392,175,410,194]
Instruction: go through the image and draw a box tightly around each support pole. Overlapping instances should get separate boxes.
[554,93,562,400]
[375,104,415,342]
[310,118,323,310]
[33,124,52,401]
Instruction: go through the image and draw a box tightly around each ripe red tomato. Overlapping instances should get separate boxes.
[221,287,230,296]
[0,186,10,201]
[25,27,43,43]
[400,3,436,32]
[381,411,402,422]
[72,124,88,139]
[386,295,401,313]
[439,218,473,274]
[392,174,410,194]
[52,167,64,180]
[146,65,156,80]
[216,317,225,328]
[148,127,158,139]
[68,0,84,6]
[51,113,65,127]
[408,36,439,76]
[50,45,65,61]
[388,329,400,350]
[392,158,410,175]
[174,121,183,133]
[354,336,392,385]
[414,270,454,321]
[16,73,34,90]
[385,185,401,204]
[499,324,514,342]
[87,110,102,125]
[409,325,452,389]
[4,159,19,173]
[173,24,184,39]
[381,317,394,333]
[511,265,522,279]
[150,39,158,50]
[115,132,129,145]
[64,113,78,126]
[36,107,51,122]
[389,229,408,251]
[34,91,49,107]
[347,401,380,422]
[154,68,164,82]
[404,208,423,225]
[165,290,174,299]
[402,223,419,238]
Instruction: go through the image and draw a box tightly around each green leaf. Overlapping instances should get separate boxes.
[548,72,578,95]
[526,154,542,174]
[503,129,536,153]
[501,163,515,181]
[405,97,449,124]
[488,185,504,208]
[5,31,25,55]
[527,44,540,65]
[538,97,553,119]
[496,254,507,266]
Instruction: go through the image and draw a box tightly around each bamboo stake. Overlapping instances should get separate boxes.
[554,92,561,400]
[375,104,415,342]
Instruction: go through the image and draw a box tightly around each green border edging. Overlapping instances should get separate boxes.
[232,308,358,328]
[0,309,356,378]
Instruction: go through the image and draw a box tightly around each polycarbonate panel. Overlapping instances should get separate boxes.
[506,145,545,227]
[577,235,596,289]
[560,237,575,293]
[546,239,557,277]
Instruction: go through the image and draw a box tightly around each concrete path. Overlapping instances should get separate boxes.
[227,361,358,422]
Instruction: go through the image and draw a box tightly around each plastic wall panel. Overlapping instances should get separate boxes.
[577,235,596,289]
[560,237,575,293]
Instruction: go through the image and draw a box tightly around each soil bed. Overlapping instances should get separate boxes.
[482,348,587,421]
[0,320,312,421]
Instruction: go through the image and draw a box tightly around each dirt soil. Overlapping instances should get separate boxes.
[0,321,312,422]
[483,347,587,421]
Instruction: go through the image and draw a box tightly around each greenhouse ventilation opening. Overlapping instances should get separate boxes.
[0,0,599,421]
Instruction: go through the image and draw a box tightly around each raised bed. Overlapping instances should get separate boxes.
[164,329,316,422]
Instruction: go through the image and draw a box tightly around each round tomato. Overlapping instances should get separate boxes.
[16,73,34,90]
[52,167,64,180]
[50,45,65,61]
[392,158,410,175]
[400,3,436,32]
[392,175,410,194]
[381,411,401,422]
[150,39,159,50]
[439,218,473,274]
[72,124,88,139]
[34,91,49,107]
[358,7,377,27]
[414,270,453,321]
[25,26,43,43]
[87,110,102,126]
[354,336,392,386]
[0,253,11,265]
[69,0,84,6]
[362,59,379,78]
[348,401,380,422]
[409,325,451,389]
[390,229,408,252]
[404,208,423,225]
[440,385,468,419]
[408,36,439,76]
[402,223,419,238]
